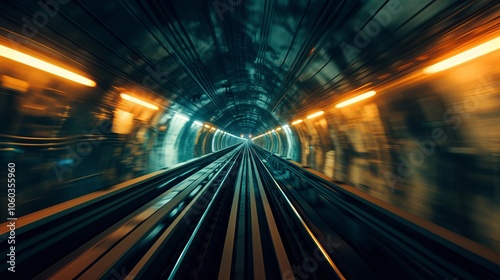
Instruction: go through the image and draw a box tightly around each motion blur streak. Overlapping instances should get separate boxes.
[306,111,324,119]
[335,91,376,108]
[0,44,96,87]
[0,0,499,279]
[423,36,500,74]
[120,93,159,110]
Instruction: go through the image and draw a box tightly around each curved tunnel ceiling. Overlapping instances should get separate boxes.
[0,0,496,134]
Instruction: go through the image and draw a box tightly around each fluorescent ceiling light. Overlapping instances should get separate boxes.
[335,91,376,108]
[0,44,96,87]
[423,36,500,74]
[1,75,29,92]
[120,93,159,110]
[307,111,324,119]
[292,119,303,125]
[174,113,189,121]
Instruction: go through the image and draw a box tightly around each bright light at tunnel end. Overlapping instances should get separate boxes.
[120,93,159,110]
[335,91,376,108]
[0,44,96,87]
[423,36,500,74]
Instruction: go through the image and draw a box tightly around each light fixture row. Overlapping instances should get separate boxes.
[251,123,291,140]
[269,35,500,133]
[119,95,242,137]
[3,34,499,143]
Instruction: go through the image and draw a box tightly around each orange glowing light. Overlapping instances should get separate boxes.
[335,91,376,108]
[120,93,159,110]
[306,111,324,119]
[0,44,96,87]
[423,36,500,74]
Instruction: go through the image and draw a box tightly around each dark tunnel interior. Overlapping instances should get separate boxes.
[0,0,499,279]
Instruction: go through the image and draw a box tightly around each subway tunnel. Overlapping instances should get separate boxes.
[0,0,500,279]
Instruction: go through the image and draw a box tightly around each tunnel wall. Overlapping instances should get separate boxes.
[254,49,500,250]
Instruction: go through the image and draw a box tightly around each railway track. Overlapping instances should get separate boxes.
[164,145,345,280]
[2,143,350,279]
[0,144,241,279]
